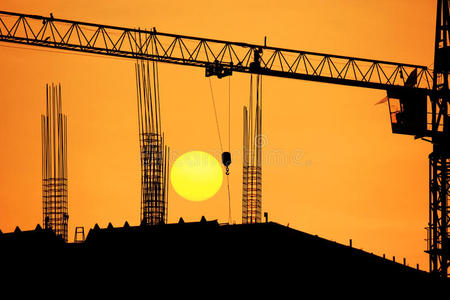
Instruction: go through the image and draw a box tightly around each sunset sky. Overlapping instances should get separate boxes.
[0,0,437,269]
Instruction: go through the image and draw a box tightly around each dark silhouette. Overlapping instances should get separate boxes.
[221,151,232,175]
[0,0,448,280]
[136,60,170,226]
[42,83,69,242]
[1,218,447,292]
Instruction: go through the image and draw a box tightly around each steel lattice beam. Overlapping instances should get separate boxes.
[0,11,433,92]
[427,0,450,279]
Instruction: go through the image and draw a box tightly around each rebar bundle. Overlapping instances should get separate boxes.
[41,83,68,242]
[136,60,169,226]
[242,74,262,224]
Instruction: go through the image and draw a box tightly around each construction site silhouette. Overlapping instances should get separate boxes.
[1,218,447,291]
[0,1,449,290]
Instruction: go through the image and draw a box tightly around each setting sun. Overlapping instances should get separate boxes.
[170,151,223,202]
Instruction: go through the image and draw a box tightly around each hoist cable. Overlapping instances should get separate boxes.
[228,75,231,152]
[208,77,224,152]
[227,76,232,224]
[208,76,232,224]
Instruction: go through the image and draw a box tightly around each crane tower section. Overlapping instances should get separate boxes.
[426,0,450,278]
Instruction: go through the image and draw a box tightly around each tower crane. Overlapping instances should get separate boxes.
[0,1,448,278]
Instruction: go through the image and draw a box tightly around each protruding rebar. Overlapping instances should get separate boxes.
[242,74,262,224]
[136,59,169,226]
[42,83,68,242]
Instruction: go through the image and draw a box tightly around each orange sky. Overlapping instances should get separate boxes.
[0,0,437,269]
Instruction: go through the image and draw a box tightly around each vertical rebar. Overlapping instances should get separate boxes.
[136,59,169,226]
[242,74,262,224]
[42,83,68,242]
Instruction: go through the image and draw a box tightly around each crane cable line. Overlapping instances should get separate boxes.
[208,77,224,152]
[208,77,232,224]
[227,76,232,224]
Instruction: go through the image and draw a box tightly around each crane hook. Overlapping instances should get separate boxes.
[222,152,232,175]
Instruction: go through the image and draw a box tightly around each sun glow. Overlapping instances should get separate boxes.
[170,151,223,202]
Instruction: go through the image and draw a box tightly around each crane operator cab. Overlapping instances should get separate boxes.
[387,88,427,136]
[386,70,428,137]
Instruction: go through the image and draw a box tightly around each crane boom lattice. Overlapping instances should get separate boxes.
[0,11,432,92]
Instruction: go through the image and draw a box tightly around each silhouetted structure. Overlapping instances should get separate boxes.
[136,60,169,226]
[242,74,262,224]
[425,0,450,278]
[1,219,447,291]
[0,5,447,278]
[74,226,85,243]
[0,224,65,250]
[0,11,431,90]
[41,83,68,242]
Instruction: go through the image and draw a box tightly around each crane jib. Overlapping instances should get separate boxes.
[0,10,433,92]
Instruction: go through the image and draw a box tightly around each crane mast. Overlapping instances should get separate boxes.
[427,0,450,279]
[0,2,448,278]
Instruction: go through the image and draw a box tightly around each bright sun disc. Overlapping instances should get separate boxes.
[170,151,223,202]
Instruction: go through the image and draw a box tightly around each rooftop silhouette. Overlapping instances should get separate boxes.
[1,218,447,290]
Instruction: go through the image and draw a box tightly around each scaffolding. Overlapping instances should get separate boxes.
[136,60,169,226]
[41,83,68,242]
[243,74,262,224]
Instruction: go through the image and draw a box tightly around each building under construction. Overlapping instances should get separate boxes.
[136,60,170,226]
[41,83,68,242]
[0,0,449,281]
[0,219,446,291]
